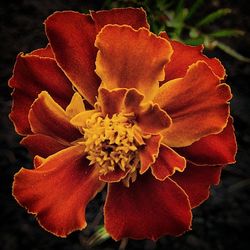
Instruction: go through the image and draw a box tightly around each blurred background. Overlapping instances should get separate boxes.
[0,0,250,249]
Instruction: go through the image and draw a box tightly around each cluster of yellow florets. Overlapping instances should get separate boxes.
[82,112,140,181]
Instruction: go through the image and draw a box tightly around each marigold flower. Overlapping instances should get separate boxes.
[9,8,237,240]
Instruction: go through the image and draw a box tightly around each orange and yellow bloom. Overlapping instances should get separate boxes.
[9,8,237,240]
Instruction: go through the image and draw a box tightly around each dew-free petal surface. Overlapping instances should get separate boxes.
[104,173,192,240]
[95,25,172,101]
[160,32,225,82]
[21,134,69,158]
[29,91,81,142]
[98,88,127,117]
[45,11,100,105]
[155,61,232,147]
[175,117,237,165]
[171,163,223,208]
[9,54,73,135]
[139,135,162,174]
[30,44,54,58]
[91,7,149,32]
[13,146,104,237]
[151,145,186,180]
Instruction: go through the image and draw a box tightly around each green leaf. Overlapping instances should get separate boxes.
[197,8,232,27]
[186,0,204,20]
[172,0,188,37]
[185,37,205,46]
[175,0,185,18]
[189,28,200,38]
[216,41,250,62]
[88,225,110,246]
[156,0,174,11]
[209,29,244,38]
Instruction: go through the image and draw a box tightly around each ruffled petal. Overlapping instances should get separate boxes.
[95,25,173,101]
[136,103,172,134]
[9,54,74,135]
[29,91,81,142]
[30,44,54,58]
[98,88,127,117]
[155,61,232,147]
[45,11,100,105]
[171,163,223,208]
[91,7,149,32]
[13,146,104,237]
[175,117,237,165]
[21,134,69,158]
[104,172,192,240]
[151,145,186,181]
[160,32,225,82]
[139,135,162,174]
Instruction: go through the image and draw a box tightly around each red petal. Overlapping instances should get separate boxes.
[91,7,149,32]
[30,44,54,58]
[9,53,73,135]
[13,146,104,237]
[98,88,127,117]
[21,134,69,158]
[151,145,186,181]
[139,135,162,174]
[104,173,192,240]
[171,163,223,208]
[45,11,100,105]
[29,91,81,142]
[99,168,129,183]
[95,25,172,101]
[136,103,172,134]
[124,88,144,113]
[160,32,225,82]
[175,117,237,165]
[155,61,232,147]
[33,156,45,168]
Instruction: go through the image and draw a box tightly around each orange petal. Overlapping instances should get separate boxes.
[136,104,172,134]
[171,163,223,208]
[45,11,100,105]
[91,7,149,32]
[13,146,104,237]
[139,135,162,174]
[155,61,232,147]
[29,91,81,142]
[160,32,226,82]
[104,173,192,240]
[9,53,74,135]
[98,88,127,117]
[95,25,173,101]
[151,145,186,181]
[21,134,69,158]
[65,92,85,119]
[29,44,54,58]
[175,117,237,165]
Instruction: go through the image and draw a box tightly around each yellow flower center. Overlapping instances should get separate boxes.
[82,112,142,185]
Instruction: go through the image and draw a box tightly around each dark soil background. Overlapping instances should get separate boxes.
[0,1,250,249]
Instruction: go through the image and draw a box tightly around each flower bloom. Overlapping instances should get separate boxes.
[9,8,237,240]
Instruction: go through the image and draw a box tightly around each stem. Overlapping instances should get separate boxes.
[119,238,128,250]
